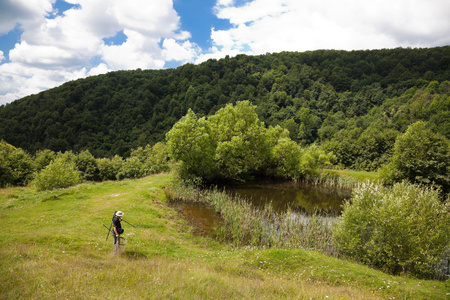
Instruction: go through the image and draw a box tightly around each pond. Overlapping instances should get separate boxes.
[170,180,352,236]
[221,180,352,215]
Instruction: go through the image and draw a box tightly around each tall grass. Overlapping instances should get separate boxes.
[297,170,365,190]
[166,184,338,255]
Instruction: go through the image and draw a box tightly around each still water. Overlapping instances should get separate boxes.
[221,180,352,215]
[170,180,352,236]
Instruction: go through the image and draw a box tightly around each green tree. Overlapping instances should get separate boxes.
[353,123,399,171]
[209,101,269,180]
[166,109,216,181]
[380,121,449,193]
[300,144,336,177]
[0,140,34,187]
[146,142,170,174]
[333,181,450,278]
[33,149,56,172]
[33,157,81,191]
[97,155,123,181]
[75,150,99,181]
[270,136,302,178]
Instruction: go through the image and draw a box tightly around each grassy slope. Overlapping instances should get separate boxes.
[1,173,448,299]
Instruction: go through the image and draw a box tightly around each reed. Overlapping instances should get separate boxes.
[166,183,338,256]
[297,170,362,190]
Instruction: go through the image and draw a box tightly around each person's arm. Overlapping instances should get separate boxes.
[113,226,118,237]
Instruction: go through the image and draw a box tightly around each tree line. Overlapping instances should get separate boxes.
[3,99,446,194]
[0,140,170,190]
[0,47,448,164]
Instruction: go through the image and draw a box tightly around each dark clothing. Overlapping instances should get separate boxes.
[112,216,122,245]
[113,216,122,231]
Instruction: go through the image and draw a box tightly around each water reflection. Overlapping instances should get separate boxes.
[170,180,352,237]
[220,180,351,215]
[170,202,222,236]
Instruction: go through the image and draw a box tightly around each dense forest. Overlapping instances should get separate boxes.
[0,47,449,171]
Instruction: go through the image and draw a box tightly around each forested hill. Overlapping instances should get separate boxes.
[1,46,449,161]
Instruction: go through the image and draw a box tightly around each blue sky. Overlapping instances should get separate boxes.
[0,0,449,105]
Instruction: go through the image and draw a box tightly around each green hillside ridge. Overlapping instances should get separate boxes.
[1,47,449,166]
[1,173,448,299]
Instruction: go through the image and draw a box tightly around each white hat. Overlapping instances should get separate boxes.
[116,211,124,217]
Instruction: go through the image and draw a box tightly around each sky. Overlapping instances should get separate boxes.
[0,0,449,105]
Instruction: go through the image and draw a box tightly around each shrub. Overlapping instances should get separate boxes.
[97,155,123,181]
[333,181,450,278]
[33,149,56,172]
[380,121,449,193]
[128,143,170,176]
[74,150,99,181]
[0,140,34,187]
[118,156,144,179]
[270,137,302,178]
[33,157,81,191]
[300,144,336,178]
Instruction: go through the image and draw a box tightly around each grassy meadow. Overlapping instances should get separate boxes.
[1,173,448,299]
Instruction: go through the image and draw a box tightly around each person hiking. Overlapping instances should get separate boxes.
[112,211,124,247]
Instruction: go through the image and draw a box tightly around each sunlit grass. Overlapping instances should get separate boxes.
[328,169,381,181]
[1,173,448,299]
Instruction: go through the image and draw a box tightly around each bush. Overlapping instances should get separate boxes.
[380,121,449,193]
[0,140,34,187]
[128,143,170,176]
[333,181,450,278]
[118,156,144,180]
[97,155,123,181]
[33,149,56,172]
[300,144,336,178]
[74,150,99,181]
[146,142,170,174]
[33,157,81,191]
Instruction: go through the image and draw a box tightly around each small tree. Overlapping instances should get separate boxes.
[75,150,99,181]
[33,149,57,172]
[209,101,270,180]
[0,140,34,187]
[270,137,302,178]
[97,155,123,181]
[146,142,170,174]
[300,144,336,178]
[166,109,216,181]
[380,121,449,193]
[33,157,81,191]
[333,181,450,278]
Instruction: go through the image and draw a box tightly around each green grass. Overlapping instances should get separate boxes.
[327,169,381,182]
[1,173,448,299]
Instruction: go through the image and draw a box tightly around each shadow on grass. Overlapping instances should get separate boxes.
[123,250,147,259]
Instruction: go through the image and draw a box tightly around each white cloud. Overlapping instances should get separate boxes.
[101,29,166,70]
[0,0,197,105]
[0,61,89,105]
[0,0,52,35]
[87,63,110,76]
[206,0,450,60]
[162,39,200,62]
[1,0,449,105]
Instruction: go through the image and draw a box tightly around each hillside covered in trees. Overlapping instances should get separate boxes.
[0,47,449,170]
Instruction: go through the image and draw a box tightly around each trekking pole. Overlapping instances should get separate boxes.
[105,211,116,241]
[121,219,135,228]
